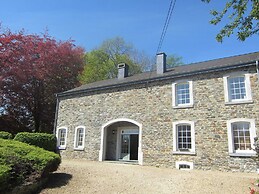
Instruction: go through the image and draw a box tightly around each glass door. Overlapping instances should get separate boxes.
[120,134,130,160]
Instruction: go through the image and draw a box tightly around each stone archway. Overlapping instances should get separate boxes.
[99,118,143,165]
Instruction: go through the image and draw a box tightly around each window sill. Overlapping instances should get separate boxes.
[74,147,84,151]
[58,147,66,150]
[229,153,257,157]
[173,151,196,155]
[173,104,194,109]
[225,100,253,105]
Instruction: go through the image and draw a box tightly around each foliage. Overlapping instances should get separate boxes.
[79,37,150,84]
[166,54,184,68]
[0,138,61,193]
[14,132,57,152]
[249,179,259,194]
[0,26,85,133]
[0,115,22,134]
[0,131,13,139]
[202,0,259,42]
[0,164,11,190]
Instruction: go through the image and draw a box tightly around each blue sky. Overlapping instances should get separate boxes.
[0,0,258,64]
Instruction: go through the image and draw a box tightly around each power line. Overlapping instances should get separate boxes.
[146,0,177,116]
[156,0,176,53]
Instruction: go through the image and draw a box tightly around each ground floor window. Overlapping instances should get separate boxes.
[56,127,67,149]
[74,126,85,150]
[177,125,191,150]
[173,121,195,154]
[227,118,256,156]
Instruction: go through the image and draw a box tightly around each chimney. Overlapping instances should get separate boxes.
[156,52,167,74]
[117,63,129,79]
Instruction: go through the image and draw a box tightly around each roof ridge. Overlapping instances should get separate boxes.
[186,51,259,66]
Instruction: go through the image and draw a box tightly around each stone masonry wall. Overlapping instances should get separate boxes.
[57,67,259,172]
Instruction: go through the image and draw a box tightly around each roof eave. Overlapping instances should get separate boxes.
[57,61,256,99]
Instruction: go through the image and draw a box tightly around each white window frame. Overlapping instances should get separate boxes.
[172,80,194,108]
[173,121,195,155]
[56,127,68,150]
[223,72,252,104]
[74,126,86,150]
[227,118,256,156]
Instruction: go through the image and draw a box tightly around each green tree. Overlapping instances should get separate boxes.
[79,37,145,84]
[203,0,259,42]
[79,50,111,84]
[166,54,184,68]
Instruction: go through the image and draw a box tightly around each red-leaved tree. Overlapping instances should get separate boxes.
[0,27,84,133]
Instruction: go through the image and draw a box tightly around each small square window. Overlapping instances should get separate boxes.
[176,161,194,170]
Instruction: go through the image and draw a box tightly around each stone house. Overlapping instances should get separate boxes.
[55,52,259,172]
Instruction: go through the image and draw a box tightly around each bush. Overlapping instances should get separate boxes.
[14,132,57,152]
[0,131,13,139]
[0,139,61,193]
[0,164,11,191]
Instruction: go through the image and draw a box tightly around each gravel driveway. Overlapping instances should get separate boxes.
[40,159,257,194]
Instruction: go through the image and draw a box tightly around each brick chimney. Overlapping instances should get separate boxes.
[117,63,129,79]
[156,52,167,74]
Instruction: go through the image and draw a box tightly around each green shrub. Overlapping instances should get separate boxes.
[0,164,11,191]
[0,131,13,139]
[14,132,57,152]
[0,139,61,193]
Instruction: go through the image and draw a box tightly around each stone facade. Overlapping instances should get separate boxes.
[56,65,259,172]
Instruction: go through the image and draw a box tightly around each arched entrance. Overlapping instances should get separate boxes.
[99,118,143,165]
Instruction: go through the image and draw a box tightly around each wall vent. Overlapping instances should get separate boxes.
[176,161,193,170]
[179,164,190,170]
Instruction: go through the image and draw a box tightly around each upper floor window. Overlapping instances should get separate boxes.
[56,127,67,150]
[74,126,85,150]
[173,121,195,154]
[223,72,252,104]
[172,80,193,108]
[227,119,256,156]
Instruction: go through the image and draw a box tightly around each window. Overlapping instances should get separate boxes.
[56,127,67,149]
[176,161,194,170]
[227,119,256,156]
[223,72,252,104]
[173,121,195,154]
[74,126,85,150]
[172,80,193,108]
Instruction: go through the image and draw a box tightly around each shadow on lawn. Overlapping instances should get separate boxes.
[41,172,72,190]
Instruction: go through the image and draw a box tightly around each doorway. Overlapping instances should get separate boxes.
[119,128,139,161]
[99,118,143,165]
[120,134,139,160]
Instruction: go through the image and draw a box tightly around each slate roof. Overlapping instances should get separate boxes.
[58,51,259,97]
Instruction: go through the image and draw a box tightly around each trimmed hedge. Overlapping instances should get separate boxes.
[14,132,57,152]
[0,164,11,189]
[0,139,61,193]
[0,131,13,139]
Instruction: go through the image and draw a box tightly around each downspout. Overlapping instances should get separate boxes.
[53,94,60,136]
